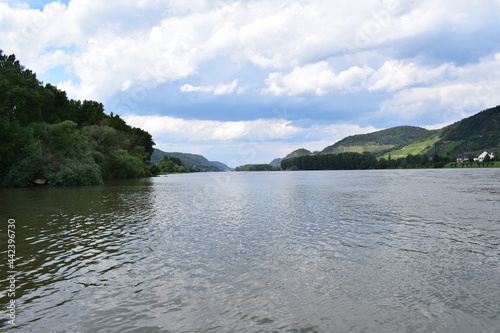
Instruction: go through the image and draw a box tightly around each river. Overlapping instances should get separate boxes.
[1,169,499,332]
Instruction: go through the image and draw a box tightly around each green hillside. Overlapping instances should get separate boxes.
[428,106,500,157]
[277,106,499,165]
[380,131,442,159]
[321,126,431,156]
[383,106,500,158]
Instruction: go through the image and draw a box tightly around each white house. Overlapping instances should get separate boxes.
[474,151,495,162]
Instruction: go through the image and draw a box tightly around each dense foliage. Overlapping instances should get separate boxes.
[235,164,277,171]
[157,155,192,173]
[281,152,452,170]
[0,51,157,187]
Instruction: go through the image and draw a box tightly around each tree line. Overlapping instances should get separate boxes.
[280,152,453,170]
[235,164,277,171]
[157,155,197,173]
[0,51,158,187]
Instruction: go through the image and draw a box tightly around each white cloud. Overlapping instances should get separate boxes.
[375,53,500,123]
[2,0,499,103]
[378,82,498,123]
[308,123,379,141]
[123,115,303,142]
[263,59,454,96]
[264,62,374,96]
[180,79,239,95]
[262,50,499,125]
[367,60,451,92]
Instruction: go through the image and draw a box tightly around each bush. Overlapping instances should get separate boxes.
[2,136,49,187]
[50,158,103,186]
[108,149,147,179]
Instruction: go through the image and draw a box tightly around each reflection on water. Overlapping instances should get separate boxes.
[0,170,499,332]
[0,180,157,331]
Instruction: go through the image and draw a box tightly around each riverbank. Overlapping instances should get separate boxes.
[446,161,500,168]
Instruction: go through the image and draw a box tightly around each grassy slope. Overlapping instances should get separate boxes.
[381,131,442,158]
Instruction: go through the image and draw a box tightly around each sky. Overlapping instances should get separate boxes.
[1,0,500,166]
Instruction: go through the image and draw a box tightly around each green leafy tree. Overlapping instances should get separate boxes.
[164,160,178,173]
[0,50,162,186]
[108,149,147,179]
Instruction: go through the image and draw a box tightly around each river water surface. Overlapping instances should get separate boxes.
[0,169,499,332]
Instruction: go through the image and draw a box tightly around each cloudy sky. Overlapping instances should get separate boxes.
[1,0,500,166]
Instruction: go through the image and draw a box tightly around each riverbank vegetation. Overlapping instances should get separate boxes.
[280,152,459,170]
[235,164,278,171]
[157,155,194,174]
[0,51,158,187]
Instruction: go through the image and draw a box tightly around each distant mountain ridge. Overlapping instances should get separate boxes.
[151,149,232,172]
[270,105,500,165]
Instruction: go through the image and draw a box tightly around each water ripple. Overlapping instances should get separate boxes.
[0,171,499,332]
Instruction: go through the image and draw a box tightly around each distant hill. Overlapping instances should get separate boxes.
[321,126,431,156]
[151,149,230,172]
[381,106,500,158]
[286,148,312,158]
[274,105,500,164]
[269,148,312,166]
[210,161,233,171]
[269,158,282,167]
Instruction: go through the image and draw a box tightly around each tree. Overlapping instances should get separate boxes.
[108,149,147,179]
[163,160,177,173]
[158,155,187,173]
[378,158,388,169]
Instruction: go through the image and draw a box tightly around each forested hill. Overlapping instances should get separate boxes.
[0,51,158,187]
[321,126,431,155]
[275,106,499,165]
[151,149,231,172]
[324,106,500,159]
[428,105,500,157]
